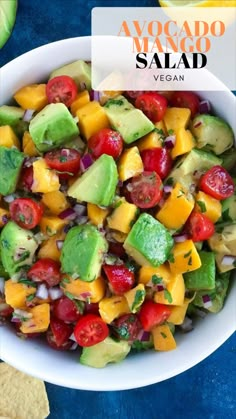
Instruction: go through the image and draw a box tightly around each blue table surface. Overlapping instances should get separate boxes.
[0,1,235,418]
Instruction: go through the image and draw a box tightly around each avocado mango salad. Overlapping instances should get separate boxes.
[0,60,235,368]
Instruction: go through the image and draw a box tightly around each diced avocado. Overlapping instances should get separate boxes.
[104,95,154,144]
[12,120,29,140]
[61,224,108,282]
[49,60,91,90]
[0,245,9,279]
[0,105,24,126]
[193,271,230,313]
[29,103,79,152]
[68,154,118,207]
[221,178,236,222]
[191,114,234,155]
[0,0,17,48]
[221,148,236,173]
[0,221,38,277]
[80,337,131,368]
[124,213,174,267]
[0,146,25,195]
[184,251,215,290]
[166,148,222,189]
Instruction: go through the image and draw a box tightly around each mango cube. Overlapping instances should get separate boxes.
[169,240,202,275]
[154,273,185,306]
[171,128,195,159]
[99,295,130,324]
[22,131,39,157]
[42,191,69,215]
[70,91,90,115]
[20,303,50,334]
[124,284,146,313]
[87,203,110,226]
[32,159,60,193]
[76,101,110,140]
[152,324,177,351]
[5,280,36,309]
[108,199,138,234]
[38,231,66,261]
[167,299,190,325]
[14,84,48,111]
[63,275,106,303]
[195,191,221,223]
[0,125,20,149]
[138,264,171,286]
[118,146,143,181]
[163,108,191,133]
[39,215,68,236]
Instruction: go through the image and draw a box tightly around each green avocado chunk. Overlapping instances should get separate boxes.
[49,60,91,90]
[0,0,17,48]
[0,221,38,278]
[124,213,174,267]
[191,114,234,155]
[0,146,25,195]
[193,271,230,313]
[221,148,236,173]
[60,224,108,282]
[104,95,154,144]
[184,251,216,291]
[0,105,24,126]
[0,245,9,279]
[29,103,79,152]
[80,337,131,368]
[67,154,118,207]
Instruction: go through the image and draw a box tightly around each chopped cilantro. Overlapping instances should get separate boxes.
[168,129,174,135]
[46,226,53,235]
[26,293,35,302]
[59,156,67,163]
[188,256,193,266]
[164,289,173,303]
[115,325,130,340]
[151,274,163,285]
[154,128,164,136]
[62,277,70,284]
[168,253,175,263]
[165,177,174,186]
[74,300,85,314]
[196,200,207,213]
[184,250,192,258]
[19,213,25,223]
[131,289,145,312]
[105,99,124,108]
[233,260,236,267]
[160,332,167,339]
[64,291,75,300]
[18,279,37,287]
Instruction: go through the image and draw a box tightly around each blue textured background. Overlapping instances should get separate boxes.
[0,1,235,418]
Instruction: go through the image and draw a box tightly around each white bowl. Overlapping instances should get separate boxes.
[0,37,235,391]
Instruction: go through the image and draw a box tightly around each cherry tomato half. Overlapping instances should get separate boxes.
[112,314,142,341]
[186,211,215,242]
[45,148,81,179]
[74,314,109,347]
[130,171,163,209]
[103,264,135,295]
[28,258,61,287]
[170,91,200,118]
[141,147,173,179]
[139,301,171,332]
[10,198,43,230]
[88,128,124,159]
[46,75,78,107]
[53,296,82,323]
[199,165,234,200]
[46,329,74,351]
[49,317,74,347]
[135,93,168,122]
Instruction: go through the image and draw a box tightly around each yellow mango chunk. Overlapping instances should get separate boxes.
[63,276,106,303]
[169,240,202,275]
[5,280,36,309]
[156,183,194,230]
[22,131,39,157]
[137,123,165,152]
[40,215,68,236]
[32,159,60,193]
[154,273,185,306]
[138,264,171,286]
[14,84,47,111]
[76,101,110,140]
[168,299,191,325]
[0,126,20,149]
[107,199,138,234]
[87,203,109,226]
[70,91,90,116]
[171,128,195,159]
[124,284,146,313]
[99,295,130,324]
[38,231,66,261]
[20,303,50,334]
[152,324,177,351]
[0,208,9,227]
[42,191,69,216]
[195,191,221,223]
[110,231,127,243]
[163,108,191,133]
[118,146,143,181]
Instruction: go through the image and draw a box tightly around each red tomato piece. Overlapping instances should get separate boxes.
[112,314,142,341]
[186,211,215,242]
[0,298,13,317]
[74,314,109,347]
[135,93,168,122]
[46,75,78,107]
[20,166,34,191]
[199,165,234,200]
[88,128,124,159]
[10,198,43,230]
[170,91,200,118]
[103,264,135,295]
[130,171,163,209]
[28,258,61,287]
[141,147,172,179]
[53,296,82,323]
[49,317,73,347]
[46,329,74,351]
[84,302,99,315]
[45,148,81,179]
[138,300,171,332]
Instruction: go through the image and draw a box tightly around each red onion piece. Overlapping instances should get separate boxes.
[0,277,5,295]
[56,240,64,250]
[73,204,86,216]
[202,295,212,309]
[69,332,77,342]
[156,284,165,292]
[173,233,189,243]
[137,330,151,342]
[75,215,88,225]
[179,316,193,333]
[193,121,202,128]
[221,255,236,266]
[80,153,94,172]
[61,149,71,157]
[59,208,77,221]
[48,286,63,300]
[80,292,92,300]
[164,135,176,149]
[199,100,211,114]
[70,342,79,350]
[1,214,9,225]
[163,185,173,194]
[23,109,34,122]
[3,194,16,203]
[36,283,49,300]
[90,90,101,101]
[79,81,87,91]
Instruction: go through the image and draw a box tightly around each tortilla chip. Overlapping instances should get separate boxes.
[0,363,50,419]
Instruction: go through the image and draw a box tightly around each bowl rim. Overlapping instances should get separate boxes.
[0,36,235,391]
